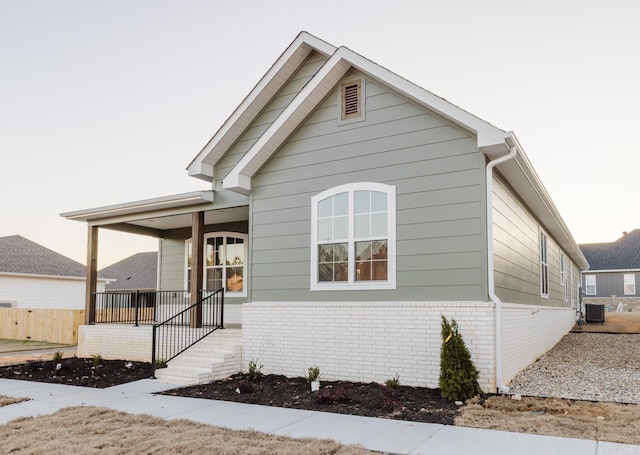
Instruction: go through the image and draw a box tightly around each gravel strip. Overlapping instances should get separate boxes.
[508,332,640,404]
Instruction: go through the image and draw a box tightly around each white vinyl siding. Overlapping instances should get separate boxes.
[0,275,102,309]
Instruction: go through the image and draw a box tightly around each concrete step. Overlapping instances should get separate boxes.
[154,329,242,386]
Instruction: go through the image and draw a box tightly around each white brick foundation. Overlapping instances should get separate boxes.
[242,301,576,393]
[501,304,575,384]
[78,324,153,362]
[242,301,496,391]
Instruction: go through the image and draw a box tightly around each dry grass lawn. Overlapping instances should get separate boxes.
[573,311,640,333]
[0,395,28,407]
[457,395,640,445]
[0,339,70,353]
[0,406,375,455]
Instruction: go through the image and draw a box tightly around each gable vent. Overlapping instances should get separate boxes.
[341,80,361,120]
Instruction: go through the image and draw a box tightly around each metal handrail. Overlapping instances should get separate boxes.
[151,288,224,377]
[92,290,192,325]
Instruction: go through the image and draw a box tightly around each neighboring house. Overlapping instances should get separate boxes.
[580,230,640,311]
[98,251,158,312]
[61,32,588,392]
[100,252,158,292]
[0,235,107,309]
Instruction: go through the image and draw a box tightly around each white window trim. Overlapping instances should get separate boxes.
[539,228,549,299]
[185,232,248,297]
[310,182,396,291]
[624,273,636,295]
[585,274,597,296]
[560,252,568,302]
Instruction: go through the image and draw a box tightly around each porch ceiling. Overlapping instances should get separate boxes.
[125,206,249,231]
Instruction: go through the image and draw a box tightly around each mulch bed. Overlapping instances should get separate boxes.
[161,373,460,425]
[0,357,152,388]
[0,358,460,424]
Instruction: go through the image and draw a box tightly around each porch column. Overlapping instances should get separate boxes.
[85,225,98,325]
[190,211,204,328]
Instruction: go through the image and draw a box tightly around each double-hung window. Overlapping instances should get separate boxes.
[539,230,549,298]
[311,182,396,290]
[584,274,597,296]
[624,274,636,295]
[560,252,568,302]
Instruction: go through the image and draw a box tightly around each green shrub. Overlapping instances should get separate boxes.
[91,353,103,366]
[438,315,482,401]
[385,374,400,389]
[52,351,64,362]
[306,365,321,382]
[247,358,263,381]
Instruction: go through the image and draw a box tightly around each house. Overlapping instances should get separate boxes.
[100,251,158,292]
[580,230,640,311]
[61,32,588,392]
[0,235,107,309]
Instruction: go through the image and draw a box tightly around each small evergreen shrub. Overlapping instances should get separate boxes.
[91,353,104,366]
[306,366,321,382]
[385,374,400,389]
[247,358,263,381]
[438,315,482,401]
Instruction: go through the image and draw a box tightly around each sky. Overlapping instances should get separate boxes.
[1,0,639,268]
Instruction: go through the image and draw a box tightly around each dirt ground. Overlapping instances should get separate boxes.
[0,406,374,455]
[162,373,459,424]
[572,311,640,333]
[0,357,152,388]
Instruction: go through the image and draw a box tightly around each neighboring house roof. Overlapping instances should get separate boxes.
[580,230,640,271]
[99,252,158,290]
[0,235,88,278]
[188,31,588,269]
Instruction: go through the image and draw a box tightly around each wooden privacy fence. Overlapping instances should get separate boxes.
[0,308,85,345]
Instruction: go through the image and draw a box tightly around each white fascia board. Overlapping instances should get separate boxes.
[224,46,512,193]
[342,50,509,150]
[60,191,214,222]
[496,147,589,270]
[223,49,352,193]
[583,269,640,274]
[0,272,109,283]
[188,161,214,181]
[187,32,337,181]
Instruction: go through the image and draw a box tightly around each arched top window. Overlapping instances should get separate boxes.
[186,232,247,296]
[311,182,396,291]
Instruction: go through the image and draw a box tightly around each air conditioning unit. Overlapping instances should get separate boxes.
[585,304,605,323]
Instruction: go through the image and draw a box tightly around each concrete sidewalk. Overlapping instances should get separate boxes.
[0,378,638,455]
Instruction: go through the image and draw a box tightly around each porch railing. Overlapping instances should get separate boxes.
[93,290,191,325]
[152,287,224,376]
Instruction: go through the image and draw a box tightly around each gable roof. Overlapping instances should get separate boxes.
[0,235,87,278]
[99,252,158,290]
[580,230,640,271]
[187,32,588,270]
[187,32,336,181]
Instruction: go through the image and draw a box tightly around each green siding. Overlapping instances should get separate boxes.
[249,76,487,302]
[158,239,185,291]
[492,174,577,307]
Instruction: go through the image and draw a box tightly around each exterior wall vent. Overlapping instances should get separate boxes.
[341,79,361,120]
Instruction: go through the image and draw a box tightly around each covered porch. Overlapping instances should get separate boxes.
[61,190,250,329]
